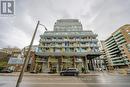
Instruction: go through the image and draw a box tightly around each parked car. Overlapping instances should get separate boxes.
[0,69,13,73]
[60,68,79,76]
[30,70,38,74]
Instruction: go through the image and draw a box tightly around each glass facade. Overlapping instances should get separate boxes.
[36,19,100,73]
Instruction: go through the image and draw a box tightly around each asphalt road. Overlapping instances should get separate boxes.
[0,73,130,87]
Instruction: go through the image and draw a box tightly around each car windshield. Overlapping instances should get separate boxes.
[67,69,76,71]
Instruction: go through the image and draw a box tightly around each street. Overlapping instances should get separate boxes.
[0,72,130,87]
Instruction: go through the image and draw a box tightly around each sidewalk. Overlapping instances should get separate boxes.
[0,70,127,76]
[0,72,100,76]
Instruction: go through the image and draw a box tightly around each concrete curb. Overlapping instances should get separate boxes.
[0,73,100,76]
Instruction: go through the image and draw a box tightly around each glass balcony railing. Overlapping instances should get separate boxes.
[106,40,115,46]
[41,38,98,42]
[108,47,119,52]
[118,39,126,45]
[113,63,124,65]
[106,42,116,48]
[111,57,122,60]
[108,45,118,50]
[109,50,120,55]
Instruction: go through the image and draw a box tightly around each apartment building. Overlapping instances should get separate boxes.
[105,24,130,68]
[99,41,108,70]
[34,19,100,73]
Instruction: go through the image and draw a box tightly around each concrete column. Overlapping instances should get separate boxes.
[83,56,89,73]
[95,58,97,70]
[85,56,89,72]
[58,57,62,72]
[90,59,93,71]
[96,57,100,71]
[92,59,96,71]
[42,62,44,73]
[47,56,50,68]
[98,57,103,71]
[61,56,63,70]
[73,56,76,68]
[83,57,86,73]
[34,62,38,73]
[88,60,91,70]
[93,59,96,71]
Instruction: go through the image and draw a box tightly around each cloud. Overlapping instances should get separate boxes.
[0,0,130,48]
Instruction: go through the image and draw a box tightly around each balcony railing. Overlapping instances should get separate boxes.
[41,39,98,42]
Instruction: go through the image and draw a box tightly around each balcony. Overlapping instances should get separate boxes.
[48,58,58,62]
[62,59,71,62]
[36,51,101,56]
[109,50,120,55]
[36,58,47,62]
[108,44,118,50]
[108,47,119,52]
[80,44,90,47]
[112,59,123,63]
[41,38,98,43]
[113,63,125,66]
[106,42,117,48]
[111,57,122,60]
[117,39,126,45]
[114,35,124,41]
[114,33,122,39]
[105,37,115,44]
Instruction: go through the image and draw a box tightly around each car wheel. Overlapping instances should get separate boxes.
[74,73,78,76]
[60,73,63,76]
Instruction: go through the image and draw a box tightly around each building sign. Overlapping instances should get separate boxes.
[0,0,15,16]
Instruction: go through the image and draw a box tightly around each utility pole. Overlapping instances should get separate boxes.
[16,21,40,87]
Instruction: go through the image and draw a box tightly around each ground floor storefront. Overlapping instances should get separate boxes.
[31,54,101,73]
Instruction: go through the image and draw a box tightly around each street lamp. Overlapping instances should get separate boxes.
[39,24,48,31]
[16,21,47,87]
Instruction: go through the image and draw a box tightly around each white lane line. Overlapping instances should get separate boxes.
[21,83,130,85]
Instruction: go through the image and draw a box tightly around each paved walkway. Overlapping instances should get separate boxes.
[0,70,127,76]
[0,71,101,76]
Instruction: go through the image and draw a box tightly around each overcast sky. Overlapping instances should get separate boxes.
[0,0,130,49]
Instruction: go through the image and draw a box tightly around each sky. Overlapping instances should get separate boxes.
[0,0,130,49]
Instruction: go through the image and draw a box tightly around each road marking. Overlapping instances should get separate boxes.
[21,83,130,85]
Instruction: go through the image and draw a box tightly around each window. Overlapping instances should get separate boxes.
[126,44,130,52]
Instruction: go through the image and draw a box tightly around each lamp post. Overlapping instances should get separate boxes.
[16,21,47,87]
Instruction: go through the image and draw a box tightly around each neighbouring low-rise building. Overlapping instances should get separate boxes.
[0,52,10,68]
[20,45,38,71]
[0,47,21,58]
[0,47,22,71]
[8,57,24,71]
